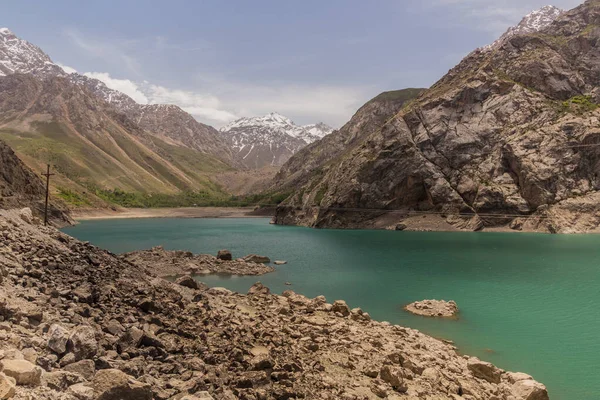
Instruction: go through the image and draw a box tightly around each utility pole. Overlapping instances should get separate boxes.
[42,164,54,226]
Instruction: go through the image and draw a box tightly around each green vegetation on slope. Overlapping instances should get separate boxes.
[88,188,293,208]
[0,118,236,209]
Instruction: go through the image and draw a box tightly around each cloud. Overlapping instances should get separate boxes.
[56,63,77,74]
[83,72,149,104]
[79,68,364,128]
[64,28,142,76]
[142,83,238,123]
[218,82,366,128]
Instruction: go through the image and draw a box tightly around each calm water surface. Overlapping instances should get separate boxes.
[63,218,600,400]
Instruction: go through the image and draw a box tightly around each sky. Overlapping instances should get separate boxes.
[2,0,584,128]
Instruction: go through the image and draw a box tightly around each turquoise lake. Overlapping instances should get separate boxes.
[63,217,600,400]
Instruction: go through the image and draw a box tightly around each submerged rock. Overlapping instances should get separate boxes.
[243,254,271,263]
[404,299,459,317]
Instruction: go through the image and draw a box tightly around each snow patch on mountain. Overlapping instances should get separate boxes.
[483,5,564,51]
[219,112,333,168]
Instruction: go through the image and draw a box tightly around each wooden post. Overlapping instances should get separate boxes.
[42,164,54,226]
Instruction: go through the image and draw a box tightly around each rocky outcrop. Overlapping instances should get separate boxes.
[121,246,275,277]
[272,88,425,191]
[0,140,71,226]
[405,299,459,317]
[274,0,600,234]
[0,208,549,399]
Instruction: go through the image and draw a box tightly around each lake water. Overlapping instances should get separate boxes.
[63,217,600,400]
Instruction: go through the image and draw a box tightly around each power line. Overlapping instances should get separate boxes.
[42,164,54,226]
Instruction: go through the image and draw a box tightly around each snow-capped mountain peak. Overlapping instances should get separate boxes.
[219,113,333,168]
[0,27,64,77]
[484,5,564,51]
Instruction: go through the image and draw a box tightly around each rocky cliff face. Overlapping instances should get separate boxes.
[0,140,71,226]
[275,0,600,233]
[273,89,425,190]
[219,113,333,169]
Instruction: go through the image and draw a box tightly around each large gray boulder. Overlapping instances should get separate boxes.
[47,323,70,354]
[68,326,98,361]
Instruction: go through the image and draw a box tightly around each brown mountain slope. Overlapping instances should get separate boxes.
[0,74,233,207]
[0,139,71,226]
[274,0,600,233]
[273,88,425,190]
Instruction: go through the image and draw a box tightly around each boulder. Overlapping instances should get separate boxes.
[331,300,350,316]
[380,365,407,392]
[0,359,43,386]
[512,379,550,400]
[248,282,270,295]
[18,208,33,224]
[68,326,98,361]
[91,369,152,400]
[64,359,96,380]
[67,382,95,400]
[42,370,85,390]
[216,250,232,261]
[243,254,271,263]
[467,357,502,384]
[47,323,70,354]
[118,327,144,353]
[250,354,274,370]
[175,275,199,290]
[0,372,15,399]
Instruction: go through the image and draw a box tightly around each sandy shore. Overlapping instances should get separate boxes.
[71,207,270,221]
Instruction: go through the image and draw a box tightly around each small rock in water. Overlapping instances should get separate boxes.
[274,260,287,265]
[404,299,458,317]
[284,282,292,286]
[243,254,271,263]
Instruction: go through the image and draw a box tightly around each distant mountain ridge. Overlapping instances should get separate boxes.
[219,112,333,169]
[0,28,239,208]
[0,27,232,161]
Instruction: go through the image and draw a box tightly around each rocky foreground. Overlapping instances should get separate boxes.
[0,209,549,399]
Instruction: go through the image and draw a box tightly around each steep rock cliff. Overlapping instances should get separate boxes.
[275,1,600,233]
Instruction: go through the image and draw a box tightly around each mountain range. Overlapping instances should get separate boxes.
[219,113,332,168]
[0,27,336,210]
[272,0,600,234]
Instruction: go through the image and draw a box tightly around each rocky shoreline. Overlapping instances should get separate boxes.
[0,208,549,399]
[121,246,275,278]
